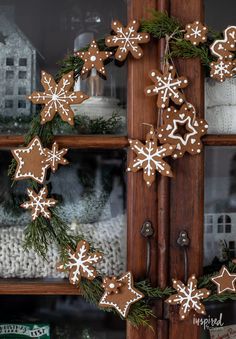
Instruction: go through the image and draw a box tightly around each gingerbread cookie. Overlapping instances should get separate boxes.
[210,26,236,59]
[57,240,103,285]
[211,266,236,294]
[184,21,208,45]
[157,103,208,158]
[144,65,188,108]
[99,272,144,318]
[127,126,175,187]
[44,142,68,173]
[165,275,210,320]
[28,71,89,125]
[21,186,57,221]
[210,59,234,82]
[76,40,113,77]
[105,19,150,61]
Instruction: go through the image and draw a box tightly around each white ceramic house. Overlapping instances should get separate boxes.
[204,213,236,265]
[0,7,38,117]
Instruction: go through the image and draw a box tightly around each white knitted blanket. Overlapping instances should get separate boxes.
[0,214,126,278]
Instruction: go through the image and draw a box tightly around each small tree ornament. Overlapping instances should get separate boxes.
[57,240,103,285]
[105,19,150,61]
[144,65,188,109]
[210,59,234,82]
[184,21,208,46]
[21,186,57,221]
[28,71,89,125]
[165,275,210,320]
[211,266,236,294]
[127,126,175,187]
[210,26,236,60]
[99,272,144,318]
[157,103,208,158]
[76,40,113,77]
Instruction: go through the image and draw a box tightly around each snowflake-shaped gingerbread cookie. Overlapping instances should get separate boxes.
[28,71,89,125]
[105,19,150,61]
[44,142,68,173]
[145,65,188,108]
[99,272,144,318]
[21,186,57,221]
[127,127,175,187]
[184,21,208,45]
[210,59,234,82]
[76,40,113,77]
[57,240,103,285]
[157,104,208,158]
[165,275,210,320]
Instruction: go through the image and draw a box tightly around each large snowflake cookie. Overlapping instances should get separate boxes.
[57,240,103,285]
[165,275,210,320]
[210,59,234,82]
[76,40,113,77]
[184,21,208,45]
[144,65,188,108]
[21,186,57,221]
[99,272,144,318]
[210,26,236,60]
[127,126,175,187]
[28,71,89,125]
[12,136,69,184]
[105,19,150,61]
[157,103,208,158]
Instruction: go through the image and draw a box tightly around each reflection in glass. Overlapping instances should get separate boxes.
[0,0,127,134]
[0,150,127,278]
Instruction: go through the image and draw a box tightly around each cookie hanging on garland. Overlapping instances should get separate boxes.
[210,59,234,82]
[157,103,208,158]
[76,40,113,77]
[127,126,175,187]
[21,186,57,221]
[105,19,150,61]
[184,21,208,45]
[99,272,144,318]
[210,26,236,60]
[44,142,69,173]
[144,65,188,109]
[57,240,103,285]
[28,71,89,125]
[211,266,236,294]
[165,275,210,320]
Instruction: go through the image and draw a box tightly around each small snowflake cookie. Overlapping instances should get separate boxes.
[184,21,208,45]
[157,103,208,158]
[57,240,103,285]
[44,142,69,173]
[99,272,144,318]
[28,71,89,125]
[105,19,150,61]
[127,126,175,187]
[210,26,236,60]
[165,275,210,320]
[210,59,234,82]
[21,186,57,221]
[144,65,188,109]
[76,40,113,77]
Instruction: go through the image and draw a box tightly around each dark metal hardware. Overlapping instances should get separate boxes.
[141,221,154,278]
[177,230,190,283]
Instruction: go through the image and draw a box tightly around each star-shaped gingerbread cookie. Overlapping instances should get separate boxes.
[21,186,57,221]
[105,19,150,61]
[28,71,89,125]
[76,40,113,77]
[145,65,188,109]
[211,266,236,294]
[127,127,175,187]
[99,272,144,318]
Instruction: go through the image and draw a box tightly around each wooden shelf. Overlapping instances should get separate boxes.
[0,135,129,149]
[203,135,236,146]
[0,279,81,295]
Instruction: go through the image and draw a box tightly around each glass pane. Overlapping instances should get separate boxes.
[0,295,126,338]
[205,0,236,134]
[0,1,127,135]
[0,149,127,278]
[203,147,236,338]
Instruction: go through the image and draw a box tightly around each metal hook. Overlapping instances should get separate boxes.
[141,220,154,278]
[177,230,190,283]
